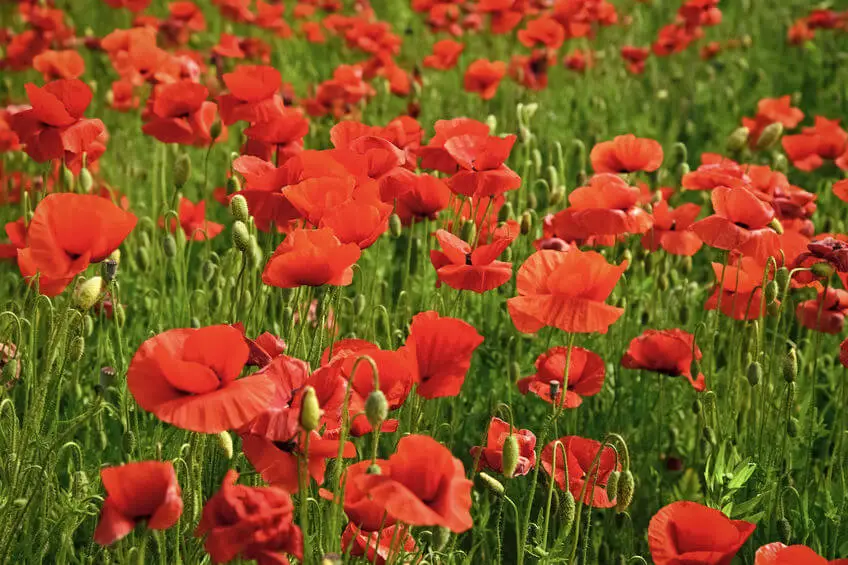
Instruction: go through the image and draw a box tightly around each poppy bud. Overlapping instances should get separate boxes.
[248,240,263,268]
[367,463,382,475]
[747,361,762,387]
[606,470,620,502]
[190,317,201,329]
[527,192,538,209]
[547,166,560,192]
[692,399,701,414]
[486,114,497,134]
[122,430,136,453]
[174,152,191,188]
[83,314,94,337]
[767,301,780,316]
[61,164,75,191]
[549,186,565,207]
[353,294,366,315]
[73,277,104,310]
[498,202,515,222]
[520,212,533,235]
[532,149,542,174]
[114,304,126,327]
[507,361,519,382]
[217,431,234,459]
[676,162,691,178]
[659,274,669,291]
[389,213,403,237]
[365,390,388,429]
[787,417,799,438]
[72,470,89,499]
[570,139,586,168]
[458,220,476,244]
[478,472,505,496]
[232,221,250,252]
[672,142,688,166]
[229,194,249,223]
[300,386,322,432]
[519,126,532,144]
[615,471,634,512]
[703,426,717,445]
[433,526,451,551]
[767,217,784,235]
[79,167,94,193]
[756,122,784,151]
[775,266,790,293]
[502,433,520,479]
[765,280,778,304]
[68,336,85,363]
[560,490,576,533]
[783,348,797,383]
[202,260,217,283]
[810,262,834,278]
[777,517,792,544]
[682,256,693,273]
[726,127,749,152]
[162,234,178,258]
[773,153,788,173]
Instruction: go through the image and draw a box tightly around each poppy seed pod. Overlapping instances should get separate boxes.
[615,471,634,512]
[606,470,620,502]
[365,390,388,429]
[366,463,382,475]
[549,379,561,400]
[783,348,797,383]
[726,127,749,152]
[389,213,403,237]
[68,336,85,363]
[101,259,118,283]
[299,386,322,432]
[162,234,178,258]
[746,361,762,387]
[217,431,233,459]
[174,153,191,188]
[777,517,792,544]
[229,195,249,223]
[756,122,784,151]
[501,433,520,478]
[478,472,505,496]
[73,277,104,310]
[79,167,94,193]
[232,221,250,252]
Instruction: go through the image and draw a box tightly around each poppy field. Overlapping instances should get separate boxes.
[2,0,848,563]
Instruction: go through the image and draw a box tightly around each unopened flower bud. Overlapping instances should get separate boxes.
[560,490,576,532]
[765,280,778,304]
[672,142,688,166]
[576,170,588,187]
[299,386,322,432]
[502,433,520,479]
[61,164,75,191]
[756,122,784,151]
[478,472,505,496]
[773,153,788,173]
[520,212,533,235]
[676,162,691,178]
[210,120,223,142]
[777,517,792,544]
[783,348,797,383]
[389,213,403,237]
[460,219,476,243]
[73,277,104,310]
[365,390,388,429]
[226,176,241,194]
[726,127,749,152]
[768,218,784,235]
[787,417,799,438]
[615,470,634,512]
[498,202,515,222]
[747,361,762,387]
[703,426,717,445]
[202,260,217,283]
[68,336,85,362]
[353,294,366,315]
[217,431,233,459]
[486,114,497,134]
[79,167,94,193]
[174,153,191,188]
[549,186,565,207]
[775,266,790,293]
[606,470,620,502]
[229,194,249,223]
[232,221,250,252]
[810,262,834,278]
[162,233,178,258]
[122,430,137,453]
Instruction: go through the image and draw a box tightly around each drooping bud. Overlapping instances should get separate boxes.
[746,361,762,387]
[299,386,322,432]
[703,426,717,445]
[768,217,784,235]
[560,490,576,533]
[549,186,565,207]
[498,202,515,222]
[433,526,451,551]
[787,417,799,438]
[232,221,250,252]
[478,472,505,496]
[217,431,234,459]
[672,142,688,166]
[353,294,366,316]
[606,470,620,502]
[79,167,94,193]
[229,194,249,223]
[122,430,137,453]
[162,234,178,258]
[773,153,788,173]
[73,277,104,310]
[68,336,85,362]
[775,266,790,293]
[615,470,635,512]
[365,390,388,430]
[810,262,834,278]
[174,152,191,188]
[765,280,778,304]
[756,122,784,151]
[783,348,797,383]
[777,517,792,544]
[726,127,750,152]
[501,433,520,479]
[389,213,403,237]
[520,212,533,235]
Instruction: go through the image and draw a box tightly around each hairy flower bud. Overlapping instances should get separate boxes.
[606,470,620,502]
[783,348,797,383]
[756,122,784,151]
[229,194,249,223]
[174,153,191,188]
[162,234,177,258]
[747,361,762,387]
[79,167,94,193]
[726,127,749,152]
[389,213,403,237]
[615,471,635,512]
[460,220,476,243]
[217,431,234,459]
[560,490,576,533]
[520,212,533,235]
[365,390,388,430]
[777,517,792,544]
[68,336,85,363]
[73,277,104,310]
[299,386,322,432]
[502,433,520,479]
[478,472,505,496]
[61,164,75,191]
[232,221,250,252]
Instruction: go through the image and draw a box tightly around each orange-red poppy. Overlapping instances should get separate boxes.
[218,64,285,125]
[463,59,507,100]
[430,226,515,293]
[508,248,626,334]
[395,173,451,224]
[423,39,465,70]
[127,324,276,433]
[835,179,848,203]
[621,45,650,74]
[518,346,606,407]
[470,417,536,476]
[262,228,361,288]
[841,337,848,369]
[642,201,703,256]
[444,132,521,197]
[590,134,663,174]
[755,542,848,565]
[782,116,848,171]
[622,329,706,391]
[401,310,483,398]
[518,16,566,49]
[161,197,223,241]
[142,81,224,147]
[649,501,755,565]
[94,461,182,546]
[682,153,751,191]
[541,436,621,508]
[342,524,416,565]
[242,107,309,165]
[563,48,594,73]
[196,470,302,565]
[796,288,848,334]
[741,96,805,147]
[418,117,491,174]
[705,256,772,321]
[32,49,85,80]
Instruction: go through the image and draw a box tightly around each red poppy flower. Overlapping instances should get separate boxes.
[242,107,309,163]
[796,288,848,334]
[652,23,701,56]
[19,193,136,294]
[109,80,139,112]
[541,436,621,508]
[127,324,276,433]
[641,201,703,256]
[508,248,626,334]
[550,174,654,239]
[519,16,566,49]
[218,64,285,125]
[563,48,594,73]
[741,96,804,147]
[705,256,773,321]
[834,179,848,203]
[239,356,356,492]
[509,49,553,91]
[94,461,183,546]
[649,501,755,565]
[1,218,27,260]
[622,329,705,391]
[402,310,484,398]
[32,49,85,80]
[395,173,451,224]
[196,470,302,565]
[418,118,491,173]
[142,81,224,147]
[341,523,416,565]
[262,228,361,289]
[621,46,650,74]
[232,323,286,367]
[341,434,473,532]
[518,346,606,406]
[755,542,848,565]
[678,0,722,27]
[782,116,848,171]
[161,197,223,241]
[840,337,848,369]
[443,133,521,197]
[691,186,781,261]
[470,417,536,476]
[590,134,663,174]
[430,225,516,293]
[423,39,465,70]
[9,79,105,163]
[463,59,507,100]
[683,154,751,191]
